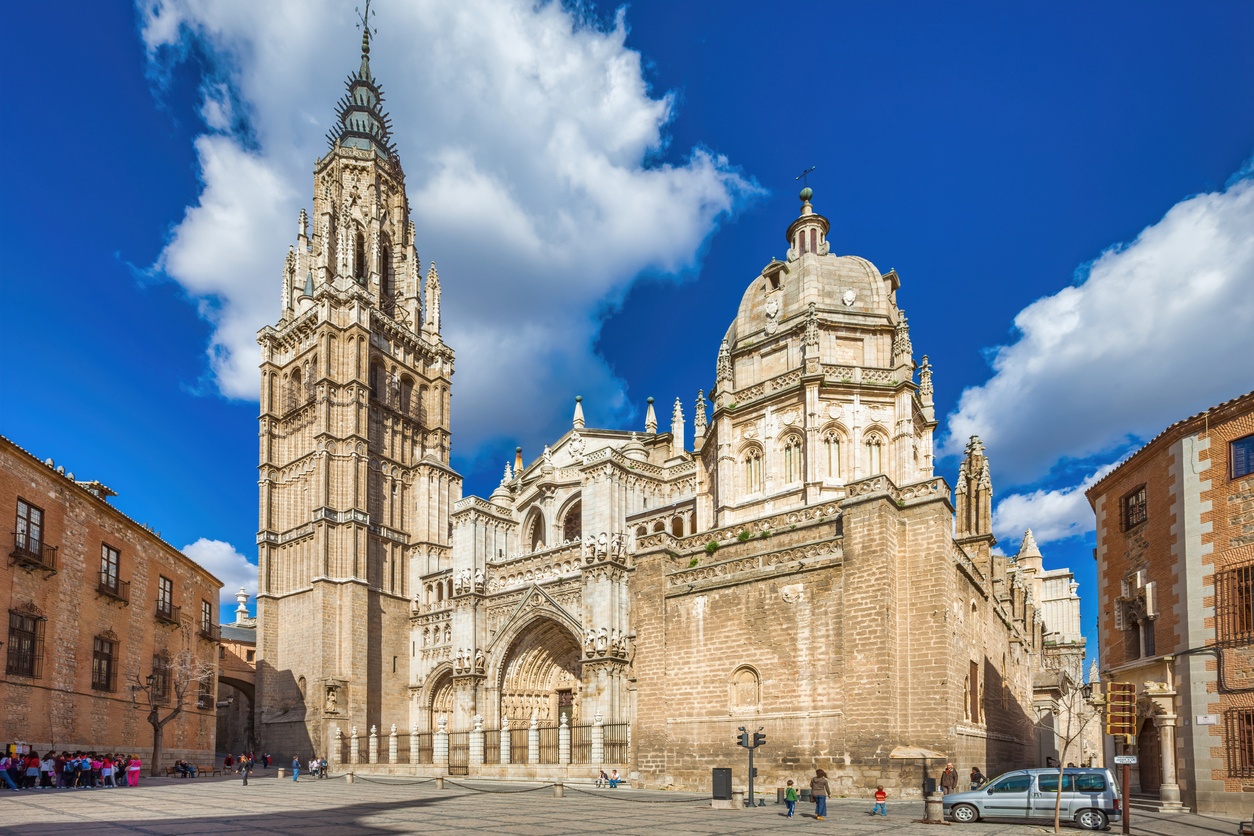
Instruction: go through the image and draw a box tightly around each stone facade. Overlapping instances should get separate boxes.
[256,31,1079,794]
[1087,389,1254,816]
[0,435,221,765]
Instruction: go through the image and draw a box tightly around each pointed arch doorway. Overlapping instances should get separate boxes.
[498,617,582,726]
[428,669,454,731]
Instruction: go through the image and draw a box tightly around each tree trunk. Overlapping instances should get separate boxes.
[150,722,164,778]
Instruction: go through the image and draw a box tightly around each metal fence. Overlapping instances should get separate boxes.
[536,725,560,764]
[482,729,500,765]
[339,736,351,765]
[393,733,410,764]
[509,728,529,764]
[448,731,469,775]
[414,732,433,764]
[570,723,593,764]
[603,722,629,764]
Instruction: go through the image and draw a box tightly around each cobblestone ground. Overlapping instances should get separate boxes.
[0,772,1237,836]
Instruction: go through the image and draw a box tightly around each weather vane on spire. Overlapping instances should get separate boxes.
[356,0,377,52]
[795,165,816,188]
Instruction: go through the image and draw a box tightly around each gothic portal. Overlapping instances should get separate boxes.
[256,23,1078,793]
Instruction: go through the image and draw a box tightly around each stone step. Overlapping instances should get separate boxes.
[1128,794,1190,814]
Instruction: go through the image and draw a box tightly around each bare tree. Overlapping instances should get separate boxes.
[129,638,215,777]
[1032,676,1100,833]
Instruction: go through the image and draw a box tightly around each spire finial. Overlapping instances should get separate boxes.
[356,1,376,56]
[795,165,816,202]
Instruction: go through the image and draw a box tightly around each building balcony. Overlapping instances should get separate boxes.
[97,576,131,605]
[155,602,181,625]
[199,623,221,642]
[10,532,57,574]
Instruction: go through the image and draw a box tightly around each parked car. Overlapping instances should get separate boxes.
[942,768,1121,830]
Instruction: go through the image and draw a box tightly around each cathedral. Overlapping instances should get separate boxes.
[254,24,1083,793]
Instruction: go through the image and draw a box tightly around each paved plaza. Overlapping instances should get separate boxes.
[0,771,1240,836]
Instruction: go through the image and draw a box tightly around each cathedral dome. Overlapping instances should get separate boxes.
[722,192,895,349]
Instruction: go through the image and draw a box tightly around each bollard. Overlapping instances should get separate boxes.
[731,789,745,808]
[553,781,565,798]
[277,768,285,779]
[925,793,944,823]
[346,772,355,784]
[435,776,445,789]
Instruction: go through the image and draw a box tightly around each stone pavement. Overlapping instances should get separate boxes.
[0,772,1240,836]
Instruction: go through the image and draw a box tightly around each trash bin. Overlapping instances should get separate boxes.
[712,768,732,800]
[800,788,811,802]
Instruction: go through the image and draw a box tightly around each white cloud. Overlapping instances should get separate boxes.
[140,0,755,461]
[944,169,1254,487]
[992,464,1116,546]
[181,538,257,606]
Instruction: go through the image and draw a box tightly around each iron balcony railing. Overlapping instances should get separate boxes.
[11,532,57,573]
[97,575,131,604]
[155,602,181,625]
[199,622,221,642]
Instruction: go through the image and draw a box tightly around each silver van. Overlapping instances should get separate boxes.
[942,768,1121,830]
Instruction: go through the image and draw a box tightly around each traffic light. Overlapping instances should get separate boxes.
[1105,682,1136,737]
[738,730,750,748]
[753,731,767,748]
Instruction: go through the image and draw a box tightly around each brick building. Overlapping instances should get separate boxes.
[1,435,221,766]
[217,588,257,757]
[253,23,1085,794]
[1087,390,1254,816]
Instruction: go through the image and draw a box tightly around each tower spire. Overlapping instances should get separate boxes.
[326,0,397,160]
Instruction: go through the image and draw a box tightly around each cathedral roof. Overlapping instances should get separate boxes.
[723,189,897,348]
[325,6,398,162]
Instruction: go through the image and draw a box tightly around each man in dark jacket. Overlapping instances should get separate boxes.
[940,763,959,795]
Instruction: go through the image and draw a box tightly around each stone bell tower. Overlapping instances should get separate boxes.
[255,12,461,758]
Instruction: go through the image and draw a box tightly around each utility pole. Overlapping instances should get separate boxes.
[736,726,767,807]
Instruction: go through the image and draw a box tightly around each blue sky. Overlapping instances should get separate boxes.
[2,1,1252,667]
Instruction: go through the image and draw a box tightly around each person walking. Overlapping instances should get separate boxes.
[872,785,888,816]
[291,755,300,781]
[241,753,251,786]
[940,763,958,795]
[784,780,799,818]
[125,756,142,787]
[969,766,985,790]
[810,769,831,820]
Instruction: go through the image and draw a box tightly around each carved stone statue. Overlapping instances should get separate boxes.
[473,567,485,592]
[474,648,485,674]
[596,627,609,655]
[325,685,338,712]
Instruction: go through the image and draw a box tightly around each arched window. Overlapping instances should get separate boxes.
[400,376,414,415]
[635,525,648,538]
[379,242,392,302]
[369,363,383,400]
[418,385,429,426]
[288,368,302,412]
[671,516,685,537]
[864,433,884,475]
[744,447,763,493]
[822,431,841,480]
[729,665,760,712]
[652,520,666,533]
[354,227,367,281]
[306,358,317,403]
[783,435,802,484]
[562,500,582,542]
[525,510,545,552]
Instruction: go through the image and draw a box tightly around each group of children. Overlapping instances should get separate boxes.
[780,773,891,820]
[1,752,143,789]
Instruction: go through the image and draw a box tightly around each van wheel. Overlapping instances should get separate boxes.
[951,804,979,823]
[1076,809,1108,830]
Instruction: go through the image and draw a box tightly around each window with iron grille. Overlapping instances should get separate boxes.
[92,636,117,691]
[6,611,44,678]
[1224,708,1254,778]
[198,677,214,709]
[15,498,43,554]
[1216,562,1254,646]
[151,654,170,703]
[100,544,121,592]
[1122,486,1147,531]
[1233,434,1254,480]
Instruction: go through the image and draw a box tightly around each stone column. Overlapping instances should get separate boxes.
[500,715,512,765]
[1155,714,1182,804]
[409,722,419,765]
[559,713,571,766]
[434,716,449,766]
[388,724,398,764]
[591,712,605,766]
[528,714,540,765]
[470,715,485,767]
[350,726,360,765]
[368,725,379,764]
[331,726,342,767]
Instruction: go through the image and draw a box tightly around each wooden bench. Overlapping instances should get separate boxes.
[197,764,222,776]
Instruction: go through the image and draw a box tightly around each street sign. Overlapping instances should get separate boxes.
[1113,755,1138,765]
